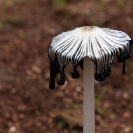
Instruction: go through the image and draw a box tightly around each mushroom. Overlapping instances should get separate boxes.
[48,26,132,133]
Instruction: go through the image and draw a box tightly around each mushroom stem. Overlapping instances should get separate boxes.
[83,57,95,133]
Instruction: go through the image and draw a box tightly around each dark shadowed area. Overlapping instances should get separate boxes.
[0,0,133,133]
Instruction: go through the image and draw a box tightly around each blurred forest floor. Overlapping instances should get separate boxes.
[0,0,133,133]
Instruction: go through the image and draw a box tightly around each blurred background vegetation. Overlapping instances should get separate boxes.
[0,0,133,133]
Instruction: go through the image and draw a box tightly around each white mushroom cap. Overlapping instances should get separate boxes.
[48,26,132,89]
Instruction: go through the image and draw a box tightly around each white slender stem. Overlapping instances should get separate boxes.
[83,57,95,133]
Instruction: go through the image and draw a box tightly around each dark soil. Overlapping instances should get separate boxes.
[0,0,133,133]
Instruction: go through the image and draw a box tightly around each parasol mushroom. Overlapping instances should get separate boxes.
[48,26,133,133]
